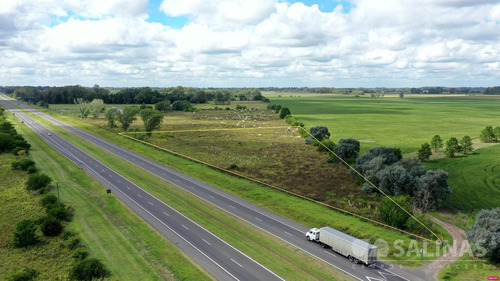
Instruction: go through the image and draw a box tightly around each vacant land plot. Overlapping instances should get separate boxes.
[268,94,500,153]
[138,109,378,219]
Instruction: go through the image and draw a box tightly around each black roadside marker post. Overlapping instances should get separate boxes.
[107,189,111,194]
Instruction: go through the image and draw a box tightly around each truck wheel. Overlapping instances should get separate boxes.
[307,236,310,241]
[353,258,359,264]
[348,256,354,262]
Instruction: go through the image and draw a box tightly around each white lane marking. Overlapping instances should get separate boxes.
[255,217,262,222]
[109,174,112,177]
[137,193,142,198]
[117,180,121,183]
[229,205,236,209]
[181,224,189,230]
[162,211,169,217]
[175,179,180,183]
[202,239,212,246]
[148,202,154,206]
[284,231,293,237]
[324,250,336,258]
[208,195,215,199]
[126,186,131,190]
[231,259,243,268]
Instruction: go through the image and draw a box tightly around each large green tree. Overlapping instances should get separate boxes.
[417,142,432,162]
[467,208,500,263]
[105,108,120,128]
[12,219,38,247]
[460,135,473,154]
[88,99,105,119]
[74,98,90,119]
[430,135,443,152]
[118,107,139,131]
[444,137,460,158]
[480,126,496,142]
[414,170,450,212]
[140,109,164,132]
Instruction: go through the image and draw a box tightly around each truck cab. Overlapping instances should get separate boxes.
[306,228,320,241]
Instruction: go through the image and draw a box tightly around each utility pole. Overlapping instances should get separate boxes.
[57,182,61,207]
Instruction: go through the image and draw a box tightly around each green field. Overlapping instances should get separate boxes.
[425,144,500,212]
[268,94,500,153]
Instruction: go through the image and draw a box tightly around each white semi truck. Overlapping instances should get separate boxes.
[306,226,377,266]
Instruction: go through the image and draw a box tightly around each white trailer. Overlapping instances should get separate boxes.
[306,226,377,266]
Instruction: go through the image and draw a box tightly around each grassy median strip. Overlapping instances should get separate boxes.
[30,105,450,266]
[9,112,212,281]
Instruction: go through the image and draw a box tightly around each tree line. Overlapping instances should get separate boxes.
[10,85,267,105]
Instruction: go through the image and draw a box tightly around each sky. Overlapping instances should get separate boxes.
[0,0,499,88]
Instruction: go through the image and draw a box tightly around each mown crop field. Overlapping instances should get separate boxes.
[268,93,500,153]
[425,144,500,212]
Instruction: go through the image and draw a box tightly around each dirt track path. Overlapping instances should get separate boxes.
[421,217,469,280]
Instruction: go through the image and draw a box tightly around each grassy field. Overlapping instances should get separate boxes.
[9,112,211,281]
[437,255,499,281]
[0,153,75,280]
[18,103,454,267]
[267,93,500,153]
[424,144,500,212]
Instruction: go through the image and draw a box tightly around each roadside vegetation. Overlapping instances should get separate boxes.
[3,106,211,281]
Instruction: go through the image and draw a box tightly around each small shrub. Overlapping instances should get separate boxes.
[11,159,35,171]
[61,230,76,240]
[72,248,89,260]
[13,219,38,248]
[317,139,335,152]
[67,237,81,250]
[48,206,72,221]
[41,194,58,207]
[9,267,38,281]
[26,166,37,174]
[69,258,109,281]
[40,217,64,237]
[25,173,52,191]
[235,104,247,110]
[228,163,239,170]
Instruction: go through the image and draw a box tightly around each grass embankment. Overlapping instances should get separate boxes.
[438,255,499,281]
[424,144,500,212]
[9,112,211,281]
[268,94,500,153]
[23,104,451,267]
[22,107,352,281]
[0,154,74,280]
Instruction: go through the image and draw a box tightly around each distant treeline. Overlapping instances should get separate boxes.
[484,86,500,95]
[4,85,267,105]
[260,86,487,94]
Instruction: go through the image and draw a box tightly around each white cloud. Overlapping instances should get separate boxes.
[160,0,277,25]
[0,0,499,87]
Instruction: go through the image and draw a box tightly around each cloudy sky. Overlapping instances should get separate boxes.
[1,0,499,87]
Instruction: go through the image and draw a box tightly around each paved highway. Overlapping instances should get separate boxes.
[1,98,284,281]
[4,97,431,281]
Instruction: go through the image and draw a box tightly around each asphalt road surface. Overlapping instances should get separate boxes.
[1,98,284,281]
[3,97,431,281]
